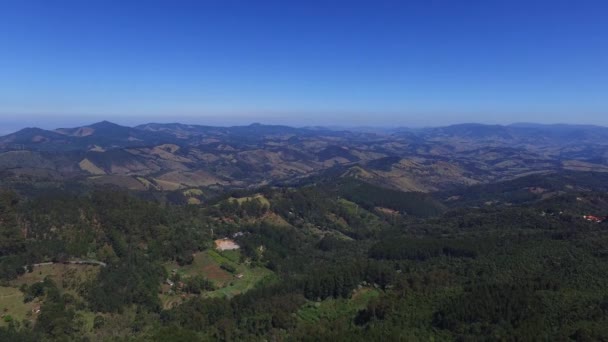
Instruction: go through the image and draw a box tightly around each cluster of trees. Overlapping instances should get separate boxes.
[0,188,217,316]
[269,186,387,239]
[297,260,396,301]
[433,281,560,339]
[441,170,608,208]
[85,251,165,312]
[333,178,446,217]
[0,191,26,279]
[208,197,269,219]
[21,278,55,303]
[183,275,215,294]
[369,237,478,260]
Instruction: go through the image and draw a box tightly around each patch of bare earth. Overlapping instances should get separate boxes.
[215,239,240,251]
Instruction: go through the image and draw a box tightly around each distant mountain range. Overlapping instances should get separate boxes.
[2,121,608,151]
[0,121,607,192]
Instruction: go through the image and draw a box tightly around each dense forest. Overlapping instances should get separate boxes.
[1,172,608,341]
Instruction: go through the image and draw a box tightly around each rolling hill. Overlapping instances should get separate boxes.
[0,121,607,192]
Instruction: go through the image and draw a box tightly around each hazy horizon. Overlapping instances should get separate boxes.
[1,115,608,136]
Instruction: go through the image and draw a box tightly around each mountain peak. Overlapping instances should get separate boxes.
[89,120,124,129]
[15,127,47,134]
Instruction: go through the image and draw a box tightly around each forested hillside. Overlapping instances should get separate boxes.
[0,170,608,341]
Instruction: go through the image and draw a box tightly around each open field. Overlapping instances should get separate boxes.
[297,287,380,323]
[10,263,99,290]
[166,251,233,285]
[88,175,148,190]
[214,249,240,264]
[0,263,102,327]
[205,250,275,298]
[161,249,274,308]
[231,194,270,207]
[168,249,274,289]
[0,287,38,327]
[261,212,292,227]
[183,188,204,197]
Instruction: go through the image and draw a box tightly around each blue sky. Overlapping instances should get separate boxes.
[0,0,607,130]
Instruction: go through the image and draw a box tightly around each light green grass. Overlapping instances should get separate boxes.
[207,249,245,267]
[217,249,241,264]
[231,194,270,207]
[0,264,101,327]
[297,288,380,323]
[207,266,276,298]
[162,249,275,307]
[183,188,204,197]
[0,286,36,327]
[77,310,97,333]
[11,264,98,289]
[207,249,233,265]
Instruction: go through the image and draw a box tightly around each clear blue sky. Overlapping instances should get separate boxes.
[0,0,607,130]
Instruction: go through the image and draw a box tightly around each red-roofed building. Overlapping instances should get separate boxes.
[583,215,606,223]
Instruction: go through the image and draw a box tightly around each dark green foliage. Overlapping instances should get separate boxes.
[2,173,608,340]
[433,282,551,339]
[301,262,364,300]
[85,251,164,312]
[317,145,360,162]
[183,275,215,294]
[21,278,56,303]
[165,191,188,205]
[369,237,478,260]
[269,185,386,239]
[0,191,24,255]
[151,326,201,342]
[366,156,401,171]
[335,178,446,217]
[238,223,307,269]
[0,327,39,342]
[33,283,85,340]
[0,190,26,279]
[316,235,350,251]
[440,170,608,207]
[163,288,306,340]
[354,296,395,326]
[220,263,236,274]
[93,315,105,330]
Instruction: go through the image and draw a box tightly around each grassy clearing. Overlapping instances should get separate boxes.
[10,264,99,291]
[153,178,183,191]
[207,265,276,299]
[187,197,201,205]
[0,264,101,327]
[231,194,270,207]
[136,176,157,190]
[215,249,241,264]
[89,175,148,190]
[183,188,204,197]
[207,249,238,265]
[297,288,380,323]
[0,286,37,327]
[261,212,292,227]
[79,159,106,175]
[166,251,233,285]
[160,294,187,310]
[161,249,274,307]
[337,198,360,213]
[77,310,97,333]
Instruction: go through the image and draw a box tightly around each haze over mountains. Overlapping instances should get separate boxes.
[0,121,607,193]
